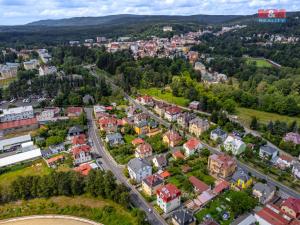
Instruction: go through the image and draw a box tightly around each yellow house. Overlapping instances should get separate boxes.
[142,174,164,196]
[134,121,150,135]
[231,168,252,190]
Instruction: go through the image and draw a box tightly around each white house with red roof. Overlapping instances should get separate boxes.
[183,138,202,157]
[72,144,92,165]
[156,183,181,213]
[71,134,87,146]
[135,143,153,158]
[275,154,294,170]
[136,96,154,106]
[164,106,182,122]
[66,107,83,118]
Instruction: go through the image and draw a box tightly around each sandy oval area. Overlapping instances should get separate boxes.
[0,216,101,225]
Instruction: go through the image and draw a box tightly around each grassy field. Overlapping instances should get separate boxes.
[0,160,51,188]
[245,57,273,68]
[139,88,190,107]
[0,196,139,225]
[236,107,300,126]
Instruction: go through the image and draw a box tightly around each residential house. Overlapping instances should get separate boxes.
[259,145,278,160]
[135,143,153,158]
[255,204,292,225]
[171,209,196,225]
[134,120,150,135]
[152,155,167,168]
[23,59,39,70]
[177,112,196,129]
[275,154,293,170]
[127,158,152,183]
[136,96,154,106]
[66,107,83,118]
[105,133,124,147]
[163,130,182,147]
[132,138,145,146]
[157,183,181,213]
[252,182,275,204]
[164,106,182,122]
[223,136,246,156]
[231,168,252,190]
[39,65,57,76]
[208,154,237,178]
[189,117,209,137]
[98,116,118,133]
[281,197,300,219]
[72,134,87,146]
[189,176,210,194]
[142,174,164,196]
[189,101,201,110]
[0,63,19,79]
[284,132,300,145]
[46,155,64,168]
[48,143,65,154]
[231,214,256,225]
[172,150,185,160]
[154,102,168,117]
[292,162,300,179]
[212,180,230,195]
[0,106,34,122]
[74,163,93,176]
[210,127,227,142]
[183,138,202,157]
[68,126,84,139]
[72,144,92,165]
[134,113,149,124]
[126,105,137,117]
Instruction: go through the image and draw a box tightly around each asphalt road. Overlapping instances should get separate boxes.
[85,107,167,225]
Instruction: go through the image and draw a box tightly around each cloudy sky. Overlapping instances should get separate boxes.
[0,0,299,25]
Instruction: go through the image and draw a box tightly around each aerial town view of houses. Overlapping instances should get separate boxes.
[1,3,300,225]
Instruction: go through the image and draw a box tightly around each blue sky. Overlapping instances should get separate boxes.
[0,0,299,25]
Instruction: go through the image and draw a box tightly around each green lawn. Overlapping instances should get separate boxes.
[236,107,300,126]
[124,134,136,144]
[0,160,51,187]
[0,196,139,225]
[138,88,190,107]
[195,192,233,225]
[245,57,273,68]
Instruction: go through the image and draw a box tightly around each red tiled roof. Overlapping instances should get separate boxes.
[281,198,300,218]
[159,170,171,179]
[98,116,117,126]
[209,154,236,169]
[184,138,201,150]
[143,174,163,187]
[166,106,182,115]
[164,130,182,142]
[256,206,289,225]
[47,155,64,164]
[279,154,293,162]
[189,176,209,193]
[72,134,87,145]
[138,96,153,102]
[72,144,91,156]
[74,163,92,176]
[105,106,113,111]
[67,107,83,115]
[136,143,152,154]
[213,180,230,194]
[172,150,185,160]
[0,117,37,130]
[132,138,144,145]
[157,183,181,203]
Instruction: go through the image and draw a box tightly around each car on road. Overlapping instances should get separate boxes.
[9,98,16,103]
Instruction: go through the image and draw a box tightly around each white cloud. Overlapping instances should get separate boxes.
[0,0,299,25]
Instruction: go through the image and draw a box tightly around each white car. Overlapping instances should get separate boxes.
[9,98,16,103]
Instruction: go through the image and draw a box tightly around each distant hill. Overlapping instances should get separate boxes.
[27,14,245,27]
